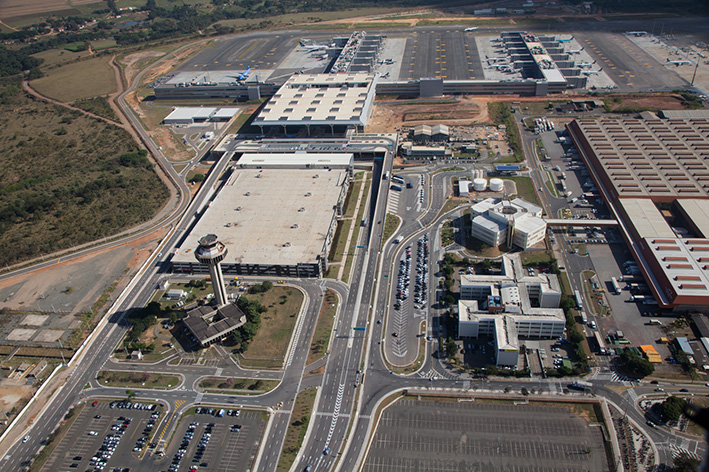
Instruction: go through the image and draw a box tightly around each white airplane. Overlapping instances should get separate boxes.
[486,56,507,63]
[577,60,595,68]
[626,31,647,37]
[667,58,691,66]
[557,36,574,42]
[581,67,603,76]
[566,47,584,54]
[464,27,478,31]
[302,44,327,51]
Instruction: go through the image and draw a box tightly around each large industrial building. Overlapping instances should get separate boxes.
[171,154,353,278]
[567,115,709,311]
[252,73,378,136]
[458,254,566,366]
[470,197,547,249]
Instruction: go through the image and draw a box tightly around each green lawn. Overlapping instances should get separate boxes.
[381,213,401,248]
[277,387,317,472]
[506,176,541,207]
[343,174,370,283]
[96,371,180,389]
[197,376,279,394]
[307,289,339,365]
[31,56,116,102]
[238,286,305,369]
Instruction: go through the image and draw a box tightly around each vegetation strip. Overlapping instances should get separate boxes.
[276,387,317,472]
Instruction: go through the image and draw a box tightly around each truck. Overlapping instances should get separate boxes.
[611,277,621,295]
[649,319,662,325]
[574,289,584,311]
[383,171,389,180]
[569,381,593,390]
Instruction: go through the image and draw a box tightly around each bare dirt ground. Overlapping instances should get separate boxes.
[368,96,491,133]
[0,0,96,21]
[606,94,686,111]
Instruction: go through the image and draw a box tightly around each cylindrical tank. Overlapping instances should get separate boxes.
[489,178,504,192]
[473,178,487,191]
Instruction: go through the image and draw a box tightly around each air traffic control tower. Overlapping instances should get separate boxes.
[195,234,229,307]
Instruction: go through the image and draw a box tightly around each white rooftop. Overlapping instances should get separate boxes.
[237,153,353,168]
[619,198,675,239]
[164,107,217,121]
[678,199,709,238]
[212,107,241,119]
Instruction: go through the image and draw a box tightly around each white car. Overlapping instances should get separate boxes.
[22,435,29,443]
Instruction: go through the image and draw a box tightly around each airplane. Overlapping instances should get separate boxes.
[580,67,603,76]
[556,36,574,43]
[238,67,251,80]
[464,27,479,32]
[577,60,596,68]
[566,47,584,54]
[486,55,507,63]
[667,58,691,66]
[626,31,647,37]
[303,44,327,51]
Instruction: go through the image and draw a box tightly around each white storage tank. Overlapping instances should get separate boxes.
[473,178,487,191]
[489,178,504,192]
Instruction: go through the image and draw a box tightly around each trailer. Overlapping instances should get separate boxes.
[611,277,621,295]
[574,289,584,311]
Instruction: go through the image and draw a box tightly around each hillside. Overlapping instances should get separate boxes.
[0,82,169,267]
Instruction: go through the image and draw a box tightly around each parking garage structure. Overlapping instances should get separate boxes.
[171,154,352,278]
[567,114,709,311]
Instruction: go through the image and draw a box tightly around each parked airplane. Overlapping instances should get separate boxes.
[667,58,691,66]
[566,47,584,54]
[464,27,479,31]
[238,67,251,80]
[626,31,648,37]
[577,60,596,68]
[486,55,507,63]
[580,67,603,76]
[557,36,574,42]
[302,44,327,50]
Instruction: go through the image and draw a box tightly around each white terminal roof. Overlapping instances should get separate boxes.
[519,32,567,84]
[254,73,377,126]
[174,167,346,267]
[238,153,353,168]
[164,70,258,86]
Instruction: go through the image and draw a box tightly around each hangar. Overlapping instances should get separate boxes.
[171,154,353,278]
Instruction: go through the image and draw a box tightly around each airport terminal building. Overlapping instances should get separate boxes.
[171,154,353,278]
[567,114,709,311]
[457,254,565,366]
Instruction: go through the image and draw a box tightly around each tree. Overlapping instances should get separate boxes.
[618,350,655,378]
[658,396,686,422]
[125,389,136,400]
[445,337,458,358]
[674,452,701,472]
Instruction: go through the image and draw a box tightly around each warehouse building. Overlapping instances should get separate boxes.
[470,197,547,249]
[567,114,709,311]
[163,107,240,125]
[458,254,565,366]
[171,154,352,278]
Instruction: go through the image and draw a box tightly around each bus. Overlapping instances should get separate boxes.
[392,174,404,181]
[569,381,593,390]
[390,184,402,191]
[391,176,405,185]
[580,311,588,325]
[593,331,606,355]
[610,277,621,295]
[574,289,584,311]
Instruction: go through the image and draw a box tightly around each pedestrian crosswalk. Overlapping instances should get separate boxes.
[387,189,401,213]
[669,443,700,460]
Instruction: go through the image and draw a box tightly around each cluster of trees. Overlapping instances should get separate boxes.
[230,296,266,352]
[0,47,43,78]
[119,150,153,169]
[124,301,183,352]
[617,349,655,378]
[658,395,686,422]
[249,280,273,294]
[488,102,523,162]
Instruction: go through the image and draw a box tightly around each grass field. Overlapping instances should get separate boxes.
[30,48,89,68]
[307,289,338,365]
[521,250,553,266]
[96,371,180,389]
[506,176,541,207]
[198,376,279,394]
[239,286,305,369]
[277,387,317,472]
[72,96,120,121]
[31,56,116,102]
[380,213,401,248]
[343,174,371,284]
[328,219,351,264]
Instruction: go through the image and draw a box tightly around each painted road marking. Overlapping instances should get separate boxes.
[157,400,185,442]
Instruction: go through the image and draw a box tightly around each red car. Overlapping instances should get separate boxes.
[92,401,98,407]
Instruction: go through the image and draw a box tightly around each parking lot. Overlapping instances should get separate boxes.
[363,397,609,472]
[157,408,265,472]
[41,400,163,472]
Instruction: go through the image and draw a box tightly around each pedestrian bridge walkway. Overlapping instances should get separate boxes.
[544,218,618,226]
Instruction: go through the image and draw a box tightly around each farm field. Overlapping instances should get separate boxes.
[30,56,116,102]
